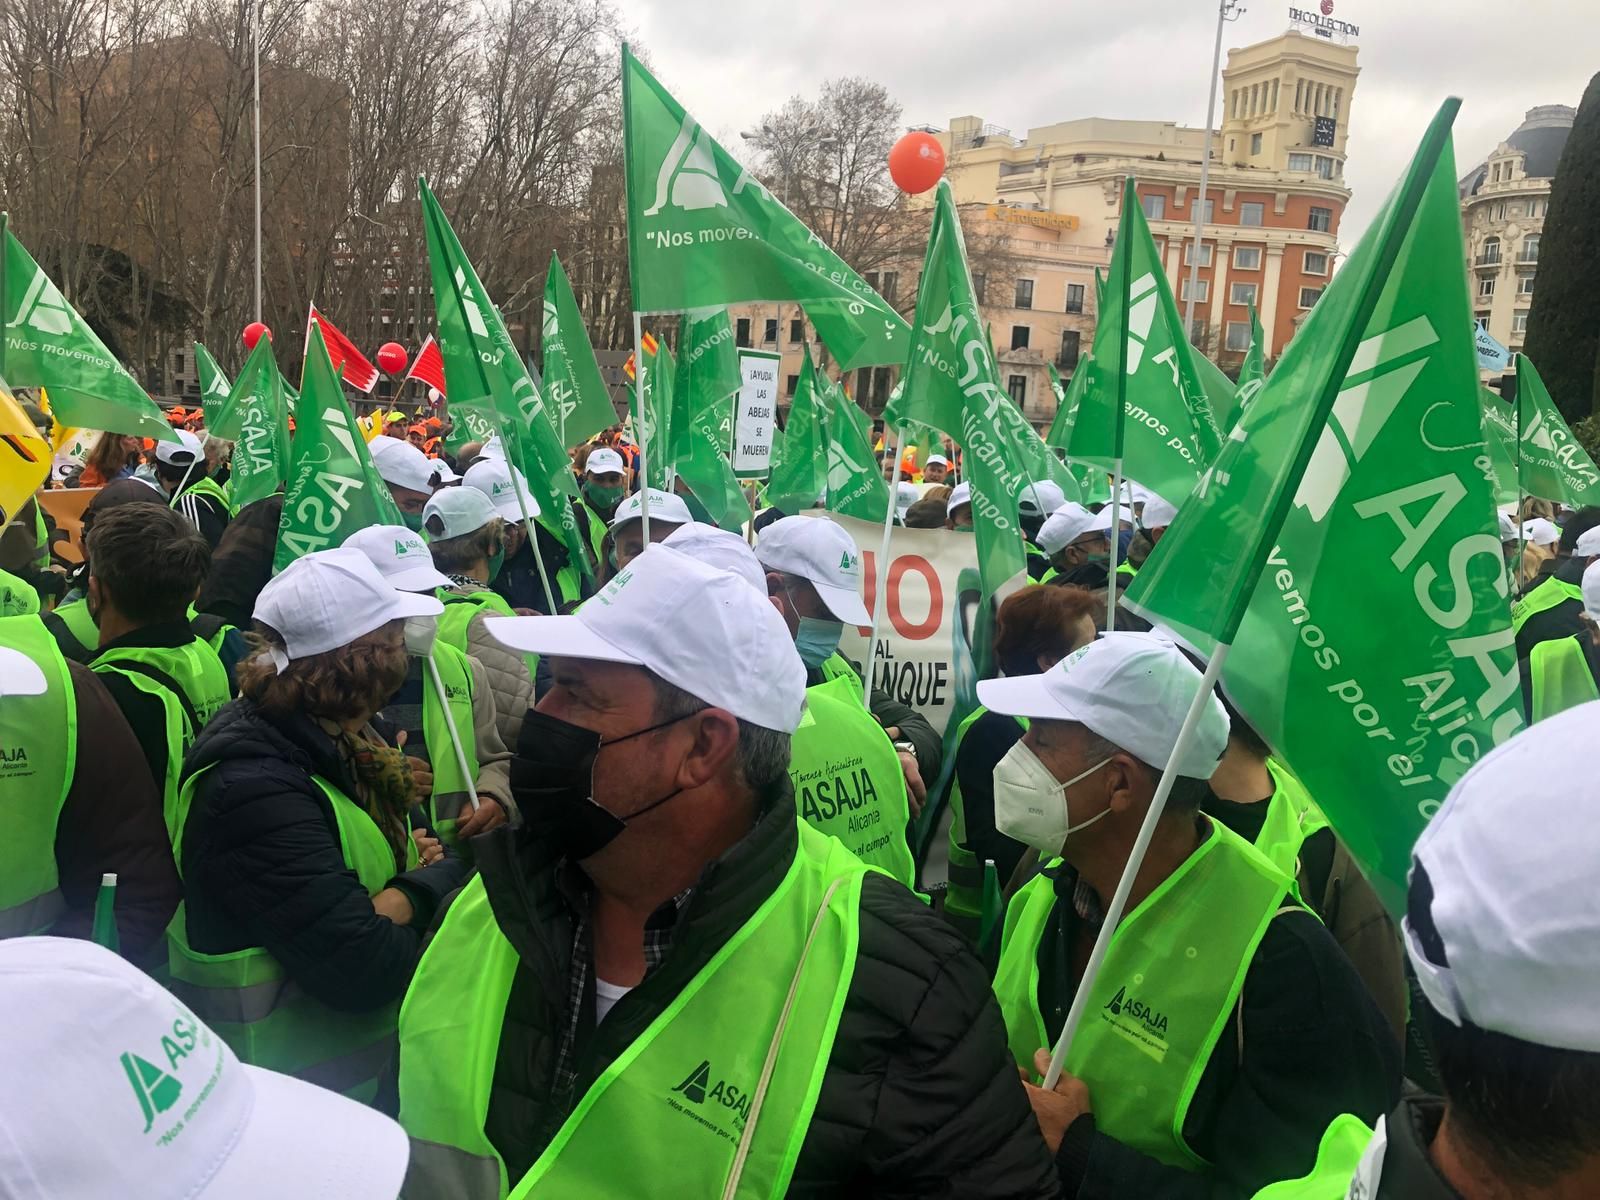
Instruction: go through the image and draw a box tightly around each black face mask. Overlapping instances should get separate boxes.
[512,708,694,861]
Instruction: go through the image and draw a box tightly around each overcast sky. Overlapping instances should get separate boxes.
[623,0,1594,246]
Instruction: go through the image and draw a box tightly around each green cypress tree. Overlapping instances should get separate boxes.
[1524,71,1600,420]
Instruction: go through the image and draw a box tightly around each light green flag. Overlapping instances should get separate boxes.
[216,337,288,512]
[765,352,829,513]
[1236,305,1267,408]
[1479,386,1519,507]
[193,342,233,431]
[1513,353,1600,508]
[822,373,891,522]
[1125,99,1521,915]
[621,46,908,372]
[896,180,1027,598]
[1190,349,1237,438]
[275,324,405,570]
[2,222,174,441]
[543,253,617,448]
[638,337,674,490]
[1045,357,1109,503]
[419,178,590,579]
[1069,177,1218,503]
[670,310,749,531]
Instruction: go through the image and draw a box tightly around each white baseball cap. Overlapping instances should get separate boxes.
[1140,495,1179,530]
[924,454,950,469]
[0,644,48,695]
[1498,511,1518,542]
[1584,560,1600,621]
[422,486,500,541]
[485,545,804,731]
[586,447,626,476]
[610,487,693,532]
[1575,526,1600,557]
[369,435,443,495]
[1037,503,1095,555]
[1087,506,1116,533]
[664,522,767,594]
[895,481,920,517]
[1522,517,1560,547]
[1404,702,1600,1052]
[0,937,408,1199]
[154,429,204,467]
[1017,480,1068,519]
[343,525,452,594]
[431,458,460,484]
[463,458,540,522]
[977,631,1229,779]
[254,546,441,665]
[946,481,972,515]
[754,515,872,627]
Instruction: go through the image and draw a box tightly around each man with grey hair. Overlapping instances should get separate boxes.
[391,545,1056,1198]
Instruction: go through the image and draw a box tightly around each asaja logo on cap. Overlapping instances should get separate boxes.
[121,1008,219,1141]
[838,550,859,574]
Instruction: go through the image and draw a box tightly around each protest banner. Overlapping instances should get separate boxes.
[733,351,780,478]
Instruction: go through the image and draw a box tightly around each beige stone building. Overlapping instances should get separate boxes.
[1459,105,1575,376]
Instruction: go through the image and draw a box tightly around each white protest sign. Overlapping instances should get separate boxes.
[734,350,781,477]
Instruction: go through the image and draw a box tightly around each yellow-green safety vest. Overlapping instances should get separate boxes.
[0,614,75,937]
[1250,1114,1375,1198]
[167,767,417,1102]
[818,651,863,693]
[1530,635,1600,723]
[1253,758,1330,878]
[438,588,540,679]
[423,642,480,843]
[183,475,231,513]
[0,567,39,616]
[993,820,1292,1171]
[45,599,236,661]
[1510,575,1583,634]
[395,820,869,1199]
[943,706,1027,937]
[788,673,915,887]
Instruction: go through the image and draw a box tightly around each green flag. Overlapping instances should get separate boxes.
[621,46,908,372]
[419,178,590,578]
[1125,99,1521,915]
[1513,353,1600,508]
[822,373,891,522]
[2,223,174,441]
[1190,348,1237,439]
[896,180,1027,598]
[1069,178,1217,503]
[218,337,288,512]
[193,342,233,431]
[543,253,617,447]
[275,324,405,571]
[668,311,749,531]
[765,352,829,513]
[1236,304,1266,410]
[638,336,674,490]
[1479,386,1520,507]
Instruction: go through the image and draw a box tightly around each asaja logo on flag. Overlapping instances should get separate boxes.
[644,117,727,215]
[1521,404,1555,451]
[11,268,76,337]
[1125,274,1159,373]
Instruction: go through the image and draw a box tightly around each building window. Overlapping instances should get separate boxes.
[1234,246,1262,270]
[1059,330,1081,368]
[763,318,778,345]
[1142,194,1166,220]
[172,351,185,373]
[972,272,986,304]
[1528,198,1543,219]
[1520,235,1540,264]
[1478,276,1496,300]
[1518,274,1535,296]
[1230,282,1259,306]
[1225,321,1252,352]
[789,318,804,343]
[1295,79,1304,111]
[1007,374,1027,406]
[1183,242,1215,267]
[1250,133,1262,155]
[1240,201,1265,226]
[879,271,899,301]
[1192,198,1216,223]
[1288,152,1314,172]
[1475,311,1490,328]
[1014,279,1034,309]
[1512,310,1530,335]
[1316,156,1336,179]
[786,373,798,397]
[736,318,751,347]
[1299,286,1324,309]
[1010,325,1031,350]
[1492,201,1506,222]
[1478,236,1501,266]
[1307,206,1332,233]
[1181,279,1210,303]
[1065,283,1085,314]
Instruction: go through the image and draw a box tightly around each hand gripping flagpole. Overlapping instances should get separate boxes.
[1040,642,1230,1089]
[862,422,906,708]
[425,651,480,813]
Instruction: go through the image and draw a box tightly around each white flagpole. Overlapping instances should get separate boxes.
[252,0,262,323]
[425,652,480,812]
[493,415,560,615]
[862,422,905,708]
[630,311,651,546]
[1041,643,1231,1089]
[1104,458,1123,632]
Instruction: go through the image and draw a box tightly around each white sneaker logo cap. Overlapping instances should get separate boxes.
[609,487,694,532]
[254,546,443,664]
[463,457,541,521]
[753,515,872,627]
[343,524,452,594]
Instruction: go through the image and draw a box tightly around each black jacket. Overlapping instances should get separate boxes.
[457,799,1059,1197]
[1513,555,1586,660]
[178,698,468,1012]
[952,709,1029,886]
[196,494,283,630]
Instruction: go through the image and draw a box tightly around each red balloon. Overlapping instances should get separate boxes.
[376,341,409,375]
[242,321,271,350]
[888,132,946,195]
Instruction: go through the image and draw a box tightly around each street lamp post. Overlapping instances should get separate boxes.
[1183,0,1245,349]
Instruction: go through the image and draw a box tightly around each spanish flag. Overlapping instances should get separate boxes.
[0,375,51,526]
[622,330,661,381]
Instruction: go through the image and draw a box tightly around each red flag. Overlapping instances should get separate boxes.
[305,304,380,393]
[406,334,447,395]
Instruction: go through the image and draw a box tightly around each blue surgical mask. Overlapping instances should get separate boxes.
[794,616,844,669]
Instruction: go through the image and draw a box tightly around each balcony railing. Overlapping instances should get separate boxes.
[1517,251,1540,264]
[1473,253,1501,269]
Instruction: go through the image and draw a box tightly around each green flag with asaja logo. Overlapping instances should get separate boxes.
[621,46,908,372]
[1124,100,1521,916]
[274,324,404,571]
[1513,353,1600,508]
[896,180,1026,599]
[217,336,288,512]
[1478,386,1519,507]
[193,342,233,431]
[543,253,616,448]
[765,352,829,514]
[2,222,174,441]
[821,372,891,523]
[419,178,590,579]
[670,310,749,531]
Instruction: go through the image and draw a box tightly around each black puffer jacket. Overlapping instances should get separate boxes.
[179,698,469,1012]
[457,797,1059,1198]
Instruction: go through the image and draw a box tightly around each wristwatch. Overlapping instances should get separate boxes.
[892,740,916,757]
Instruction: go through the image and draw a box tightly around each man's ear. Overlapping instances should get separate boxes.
[1104,753,1150,816]
[675,708,741,791]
